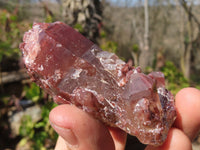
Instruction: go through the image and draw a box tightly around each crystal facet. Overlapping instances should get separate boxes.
[20,22,176,146]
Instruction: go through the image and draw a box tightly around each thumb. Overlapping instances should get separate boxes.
[49,104,115,150]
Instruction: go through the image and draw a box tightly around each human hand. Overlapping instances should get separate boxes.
[49,88,200,150]
[49,103,127,150]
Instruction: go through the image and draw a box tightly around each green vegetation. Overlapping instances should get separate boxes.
[0,10,21,63]
[74,23,84,33]
[161,61,189,94]
[24,83,43,103]
[19,83,58,149]
[101,40,118,54]
[19,102,58,150]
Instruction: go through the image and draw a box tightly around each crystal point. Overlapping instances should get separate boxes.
[20,22,176,146]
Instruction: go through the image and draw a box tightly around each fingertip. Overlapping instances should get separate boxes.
[49,104,71,128]
[145,128,192,150]
[174,87,200,140]
[161,128,192,150]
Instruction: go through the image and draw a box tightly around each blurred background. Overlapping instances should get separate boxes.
[0,0,200,149]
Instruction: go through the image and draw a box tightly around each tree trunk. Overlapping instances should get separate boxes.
[60,0,102,42]
[179,0,200,79]
[139,0,150,70]
[130,51,139,66]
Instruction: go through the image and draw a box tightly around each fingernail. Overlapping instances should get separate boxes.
[50,122,78,147]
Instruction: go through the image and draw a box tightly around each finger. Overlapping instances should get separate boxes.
[108,127,127,150]
[49,104,115,150]
[145,128,192,150]
[174,87,200,140]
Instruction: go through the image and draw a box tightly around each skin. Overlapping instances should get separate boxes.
[49,87,200,150]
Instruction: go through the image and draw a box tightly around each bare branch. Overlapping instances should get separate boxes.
[0,69,29,85]
[179,0,200,26]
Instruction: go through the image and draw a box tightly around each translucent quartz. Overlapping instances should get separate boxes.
[20,22,176,146]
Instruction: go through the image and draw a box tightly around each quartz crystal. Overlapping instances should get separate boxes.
[20,22,176,146]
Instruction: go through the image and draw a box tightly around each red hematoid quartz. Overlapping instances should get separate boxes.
[20,22,176,146]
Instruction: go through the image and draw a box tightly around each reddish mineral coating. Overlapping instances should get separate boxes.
[20,22,176,146]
